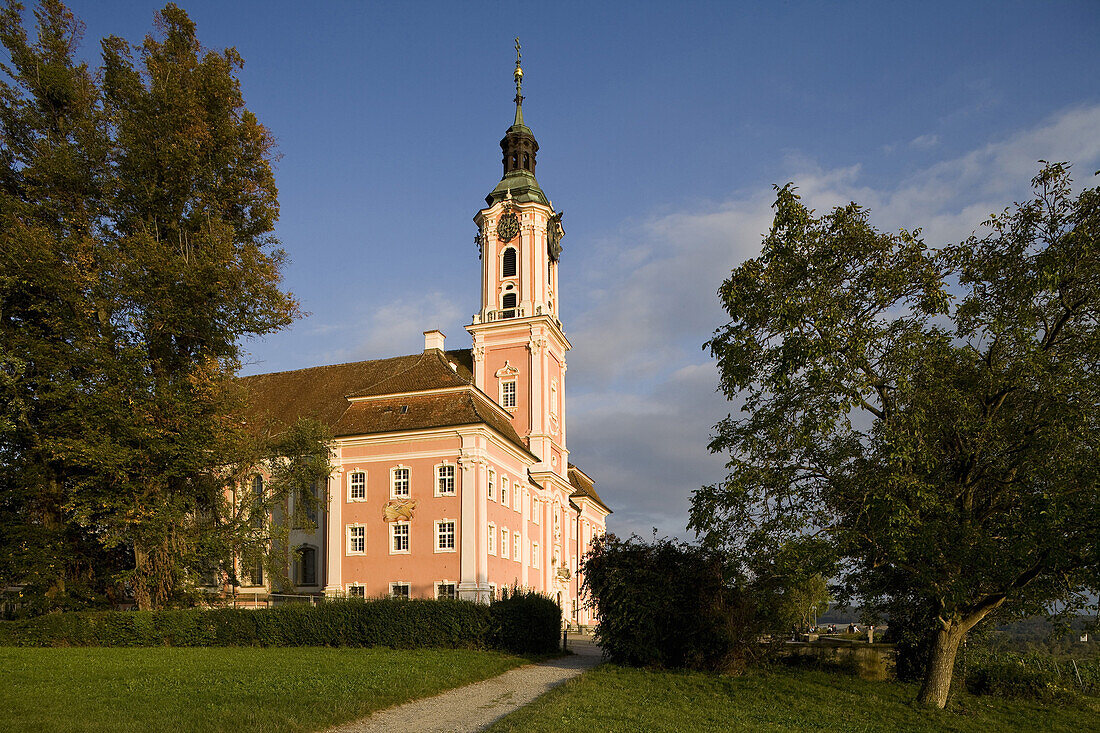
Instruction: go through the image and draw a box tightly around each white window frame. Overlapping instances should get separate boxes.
[435,519,456,553]
[500,379,517,409]
[532,542,539,568]
[346,524,365,555]
[487,522,496,555]
[532,499,540,524]
[348,470,367,502]
[347,583,366,598]
[501,528,510,559]
[513,532,522,562]
[390,521,410,554]
[487,469,495,501]
[390,465,410,498]
[501,477,508,507]
[435,581,457,600]
[390,581,410,599]
[513,484,521,511]
[435,462,456,497]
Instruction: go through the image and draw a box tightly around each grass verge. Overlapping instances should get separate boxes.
[0,646,526,732]
[485,664,1100,732]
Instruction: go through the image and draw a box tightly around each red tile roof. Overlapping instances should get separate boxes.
[568,463,611,514]
[238,349,533,457]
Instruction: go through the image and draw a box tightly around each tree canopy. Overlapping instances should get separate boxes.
[0,1,329,612]
[691,162,1100,707]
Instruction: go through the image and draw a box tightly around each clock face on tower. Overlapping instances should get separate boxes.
[496,212,520,242]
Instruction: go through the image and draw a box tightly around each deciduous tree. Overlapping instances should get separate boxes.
[0,1,328,612]
[691,163,1100,707]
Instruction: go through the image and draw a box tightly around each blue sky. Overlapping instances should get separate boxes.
[54,0,1100,538]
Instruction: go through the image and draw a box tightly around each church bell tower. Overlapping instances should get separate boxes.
[467,42,571,482]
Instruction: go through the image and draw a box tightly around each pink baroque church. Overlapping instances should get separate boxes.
[236,52,609,626]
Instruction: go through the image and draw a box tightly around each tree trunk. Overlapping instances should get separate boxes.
[916,623,965,708]
[132,544,152,611]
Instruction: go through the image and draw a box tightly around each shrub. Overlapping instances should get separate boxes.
[582,533,757,672]
[965,650,1085,702]
[0,598,502,650]
[490,590,561,655]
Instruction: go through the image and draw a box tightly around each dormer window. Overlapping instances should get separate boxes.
[502,247,517,278]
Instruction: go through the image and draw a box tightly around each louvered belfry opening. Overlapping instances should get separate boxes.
[502,292,517,318]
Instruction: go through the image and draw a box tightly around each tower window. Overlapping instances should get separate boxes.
[522,152,530,169]
[501,380,517,409]
[502,292,517,317]
[502,247,517,278]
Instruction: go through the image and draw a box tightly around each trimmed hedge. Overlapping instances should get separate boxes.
[490,591,562,655]
[0,597,560,654]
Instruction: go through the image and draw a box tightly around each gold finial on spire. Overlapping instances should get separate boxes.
[512,37,524,126]
[514,37,523,93]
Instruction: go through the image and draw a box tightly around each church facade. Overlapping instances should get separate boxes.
[236,54,609,626]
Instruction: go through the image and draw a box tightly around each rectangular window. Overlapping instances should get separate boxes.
[437,464,456,496]
[532,542,539,568]
[532,500,539,524]
[350,471,366,501]
[303,482,318,525]
[514,533,522,562]
[347,525,365,555]
[501,528,510,559]
[391,467,410,497]
[436,520,456,552]
[487,470,495,501]
[391,522,410,553]
[436,582,457,600]
[514,486,521,511]
[488,523,496,555]
[251,475,264,529]
[501,380,517,409]
[390,582,410,599]
[501,478,508,507]
[248,561,264,586]
[348,584,365,598]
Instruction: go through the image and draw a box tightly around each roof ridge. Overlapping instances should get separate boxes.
[354,352,430,395]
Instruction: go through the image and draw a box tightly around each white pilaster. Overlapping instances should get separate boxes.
[323,448,343,595]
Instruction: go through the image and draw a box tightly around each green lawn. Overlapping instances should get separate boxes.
[486,664,1100,732]
[0,646,527,732]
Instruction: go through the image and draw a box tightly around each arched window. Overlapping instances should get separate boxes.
[502,247,517,278]
[297,545,317,586]
[522,152,530,169]
[502,292,517,317]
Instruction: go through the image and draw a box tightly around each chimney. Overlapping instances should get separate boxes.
[423,329,446,353]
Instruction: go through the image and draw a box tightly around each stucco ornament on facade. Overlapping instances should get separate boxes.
[383,499,419,522]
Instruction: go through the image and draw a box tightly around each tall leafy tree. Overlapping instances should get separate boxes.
[1,2,327,612]
[691,163,1100,707]
[0,0,123,611]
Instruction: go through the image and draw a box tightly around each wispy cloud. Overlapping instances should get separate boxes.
[910,133,940,149]
[566,104,1100,541]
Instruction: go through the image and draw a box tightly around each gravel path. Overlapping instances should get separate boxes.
[325,635,603,733]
